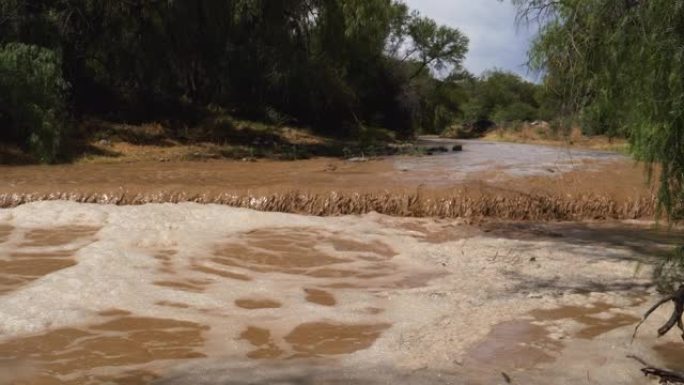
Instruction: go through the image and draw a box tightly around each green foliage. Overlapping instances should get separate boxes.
[492,101,538,123]
[461,70,544,124]
[0,43,68,162]
[655,246,684,293]
[0,0,470,152]
[404,14,469,79]
[514,0,684,221]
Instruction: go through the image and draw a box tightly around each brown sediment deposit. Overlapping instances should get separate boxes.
[0,141,658,221]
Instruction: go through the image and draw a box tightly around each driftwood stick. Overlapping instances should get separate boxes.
[628,286,684,384]
[633,285,684,342]
[628,355,684,384]
[633,295,674,341]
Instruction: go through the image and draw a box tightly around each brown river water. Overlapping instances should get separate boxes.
[0,139,656,220]
[0,141,680,385]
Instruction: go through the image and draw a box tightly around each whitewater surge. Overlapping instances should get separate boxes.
[0,201,680,384]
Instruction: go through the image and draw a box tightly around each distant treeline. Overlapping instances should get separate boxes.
[459,70,559,126]
[0,0,478,162]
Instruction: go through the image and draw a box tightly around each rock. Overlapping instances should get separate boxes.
[452,144,463,152]
[426,146,449,153]
[191,152,220,160]
[347,157,368,163]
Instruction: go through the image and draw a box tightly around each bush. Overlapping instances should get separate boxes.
[492,102,538,123]
[0,43,69,162]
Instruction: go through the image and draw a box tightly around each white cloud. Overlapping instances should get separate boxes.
[402,0,539,81]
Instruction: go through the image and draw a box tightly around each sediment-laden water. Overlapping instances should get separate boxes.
[0,141,656,220]
[0,201,682,384]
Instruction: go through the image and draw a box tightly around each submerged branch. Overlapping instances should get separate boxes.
[633,286,684,343]
[628,355,684,384]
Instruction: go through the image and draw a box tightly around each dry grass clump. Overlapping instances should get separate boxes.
[485,123,629,152]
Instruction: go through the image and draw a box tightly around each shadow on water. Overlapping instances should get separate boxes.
[481,221,684,261]
[503,269,652,296]
[474,221,682,295]
[154,364,462,385]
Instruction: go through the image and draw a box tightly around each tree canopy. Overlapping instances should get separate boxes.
[513,0,684,220]
[0,0,470,161]
[461,70,544,124]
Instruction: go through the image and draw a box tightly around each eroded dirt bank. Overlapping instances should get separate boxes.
[0,202,682,385]
[0,141,656,221]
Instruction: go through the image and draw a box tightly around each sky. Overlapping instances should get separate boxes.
[403,0,539,81]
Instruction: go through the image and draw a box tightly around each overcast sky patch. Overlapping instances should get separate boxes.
[403,0,538,81]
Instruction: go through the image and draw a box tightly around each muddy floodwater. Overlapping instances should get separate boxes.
[0,141,677,384]
[0,140,655,220]
[0,202,683,384]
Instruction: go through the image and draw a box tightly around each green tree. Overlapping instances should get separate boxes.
[0,0,471,157]
[401,13,469,79]
[513,0,684,221]
[461,70,541,124]
[0,43,68,162]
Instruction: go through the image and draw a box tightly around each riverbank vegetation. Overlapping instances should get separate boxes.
[440,70,570,140]
[3,0,681,178]
[1,0,633,165]
[513,0,683,223]
[0,0,469,163]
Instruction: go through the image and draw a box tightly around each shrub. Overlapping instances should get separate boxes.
[492,102,538,124]
[0,43,69,162]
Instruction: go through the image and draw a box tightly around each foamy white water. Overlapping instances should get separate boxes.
[0,201,679,384]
